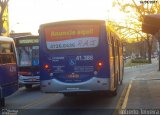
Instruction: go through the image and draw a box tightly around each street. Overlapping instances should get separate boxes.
[0,0,159,115]
[2,59,159,115]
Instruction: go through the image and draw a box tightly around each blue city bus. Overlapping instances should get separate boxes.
[0,36,18,106]
[39,20,123,96]
[14,35,40,89]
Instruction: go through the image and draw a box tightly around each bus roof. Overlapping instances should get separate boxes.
[13,35,39,39]
[0,36,14,42]
[39,20,106,29]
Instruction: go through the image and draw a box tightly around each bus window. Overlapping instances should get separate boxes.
[106,29,110,45]
[0,43,11,53]
[32,46,39,66]
[0,43,16,64]
[18,46,32,66]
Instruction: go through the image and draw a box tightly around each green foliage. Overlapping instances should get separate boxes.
[112,0,158,63]
[125,58,150,67]
[131,58,150,63]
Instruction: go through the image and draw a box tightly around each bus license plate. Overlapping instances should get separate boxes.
[67,74,79,78]
[31,78,36,81]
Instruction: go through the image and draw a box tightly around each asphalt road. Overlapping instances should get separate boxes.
[4,85,125,115]
[2,59,158,115]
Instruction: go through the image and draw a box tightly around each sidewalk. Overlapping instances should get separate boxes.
[126,71,160,109]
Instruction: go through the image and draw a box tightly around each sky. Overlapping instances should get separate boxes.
[8,0,124,35]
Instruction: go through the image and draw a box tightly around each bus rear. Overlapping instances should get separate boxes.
[39,20,110,93]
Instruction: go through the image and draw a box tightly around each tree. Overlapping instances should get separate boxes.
[112,0,160,63]
[0,0,9,36]
[154,31,160,70]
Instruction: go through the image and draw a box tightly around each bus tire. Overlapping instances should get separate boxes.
[110,89,117,96]
[25,84,32,89]
[111,75,118,96]
[0,98,5,107]
[64,93,76,97]
[120,80,123,85]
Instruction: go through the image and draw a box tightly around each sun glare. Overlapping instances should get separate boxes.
[8,0,122,35]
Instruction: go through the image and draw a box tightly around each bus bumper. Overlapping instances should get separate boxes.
[41,77,110,93]
[18,75,40,85]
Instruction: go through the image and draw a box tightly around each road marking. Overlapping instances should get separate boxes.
[121,80,132,110]
[112,84,129,115]
[113,70,156,114]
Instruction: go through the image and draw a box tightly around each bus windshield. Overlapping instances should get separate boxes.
[0,42,16,64]
[17,46,39,66]
[0,43,12,53]
[44,24,100,50]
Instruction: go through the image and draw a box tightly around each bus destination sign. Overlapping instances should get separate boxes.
[18,39,38,44]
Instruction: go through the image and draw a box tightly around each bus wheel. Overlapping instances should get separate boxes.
[25,84,32,89]
[120,80,123,85]
[64,93,76,97]
[110,75,118,96]
[110,89,117,96]
[0,98,5,107]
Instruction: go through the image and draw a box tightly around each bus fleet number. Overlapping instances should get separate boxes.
[76,55,93,61]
